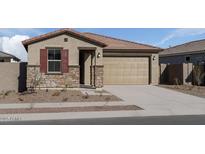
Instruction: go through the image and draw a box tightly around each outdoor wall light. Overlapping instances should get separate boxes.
[153,56,156,61]
[97,52,101,58]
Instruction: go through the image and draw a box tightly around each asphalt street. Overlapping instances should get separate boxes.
[1,115,205,125]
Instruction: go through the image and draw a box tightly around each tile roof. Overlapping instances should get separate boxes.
[22,29,162,51]
[0,51,12,58]
[22,28,107,47]
[0,51,20,61]
[160,39,205,56]
[83,32,162,50]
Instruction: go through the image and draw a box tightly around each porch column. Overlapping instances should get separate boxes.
[93,48,103,88]
[90,51,95,87]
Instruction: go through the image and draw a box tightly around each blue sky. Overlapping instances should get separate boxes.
[1,28,205,61]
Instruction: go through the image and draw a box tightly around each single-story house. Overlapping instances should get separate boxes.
[159,39,205,85]
[160,39,205,64]
[22,29,162,89]
[0,51,20,62]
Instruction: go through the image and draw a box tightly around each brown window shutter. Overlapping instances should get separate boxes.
[61,49,69,73]
[40,49,47,73]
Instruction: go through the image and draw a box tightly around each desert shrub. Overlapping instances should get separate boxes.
[0,90,14,99]
[105,96,111,102]
[185,84,195,91]
[174,78,181,89]
[61,88,67,93]
[193,64,205,86]
[4,90,13,96]
[18,97,24,101]
[52,91,61,96]
[82,92,89,99]
[62,97,68,102]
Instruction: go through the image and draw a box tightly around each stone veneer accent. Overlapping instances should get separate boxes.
[93,65,103,88]
[27,65,80,89]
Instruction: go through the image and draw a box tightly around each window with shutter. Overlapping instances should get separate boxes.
[61,49,69,73]
[40,48,68,74]
[47,48,61,73]
[40,49,47,73]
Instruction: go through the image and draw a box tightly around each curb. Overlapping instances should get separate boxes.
[0,110,140,122]
[0,101,125,109]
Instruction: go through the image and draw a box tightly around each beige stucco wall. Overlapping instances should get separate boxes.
[0,63,19,92]
[27,34,103,66]
[150,54,159,85]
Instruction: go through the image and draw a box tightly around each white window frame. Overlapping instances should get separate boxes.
[47,48,62,74]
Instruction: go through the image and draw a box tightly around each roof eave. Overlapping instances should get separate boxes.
[103,48,163,53]
[159,50,205,57]
[84,32,162,50]
[22,29,107,50]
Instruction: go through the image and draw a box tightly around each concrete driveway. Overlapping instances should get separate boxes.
[104,85,205,116]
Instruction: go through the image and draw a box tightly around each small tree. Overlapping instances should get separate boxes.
[30,67,42,92]
[174,78,181,89]
[193,64,205,86]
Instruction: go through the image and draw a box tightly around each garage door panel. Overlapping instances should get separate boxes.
[104,57,149,85]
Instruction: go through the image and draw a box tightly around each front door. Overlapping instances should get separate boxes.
[79,51,94,86]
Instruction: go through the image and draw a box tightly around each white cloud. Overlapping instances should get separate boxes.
[0,28,44,37]
[0,35,29,62]
[158,28,205,45]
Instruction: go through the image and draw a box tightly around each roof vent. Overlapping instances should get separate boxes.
[64,38,68,42]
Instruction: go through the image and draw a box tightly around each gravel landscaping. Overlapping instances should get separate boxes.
[0,90,122,103]
[0,105,142,114]
[159,85,205,98]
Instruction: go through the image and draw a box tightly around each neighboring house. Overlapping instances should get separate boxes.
[159,39,205,85]
[0,51,20,62]
[0,51,25,92]
[160,39,205,64]
[22,29,162,89]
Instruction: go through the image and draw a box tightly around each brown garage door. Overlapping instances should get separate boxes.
[103,57,149,85]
